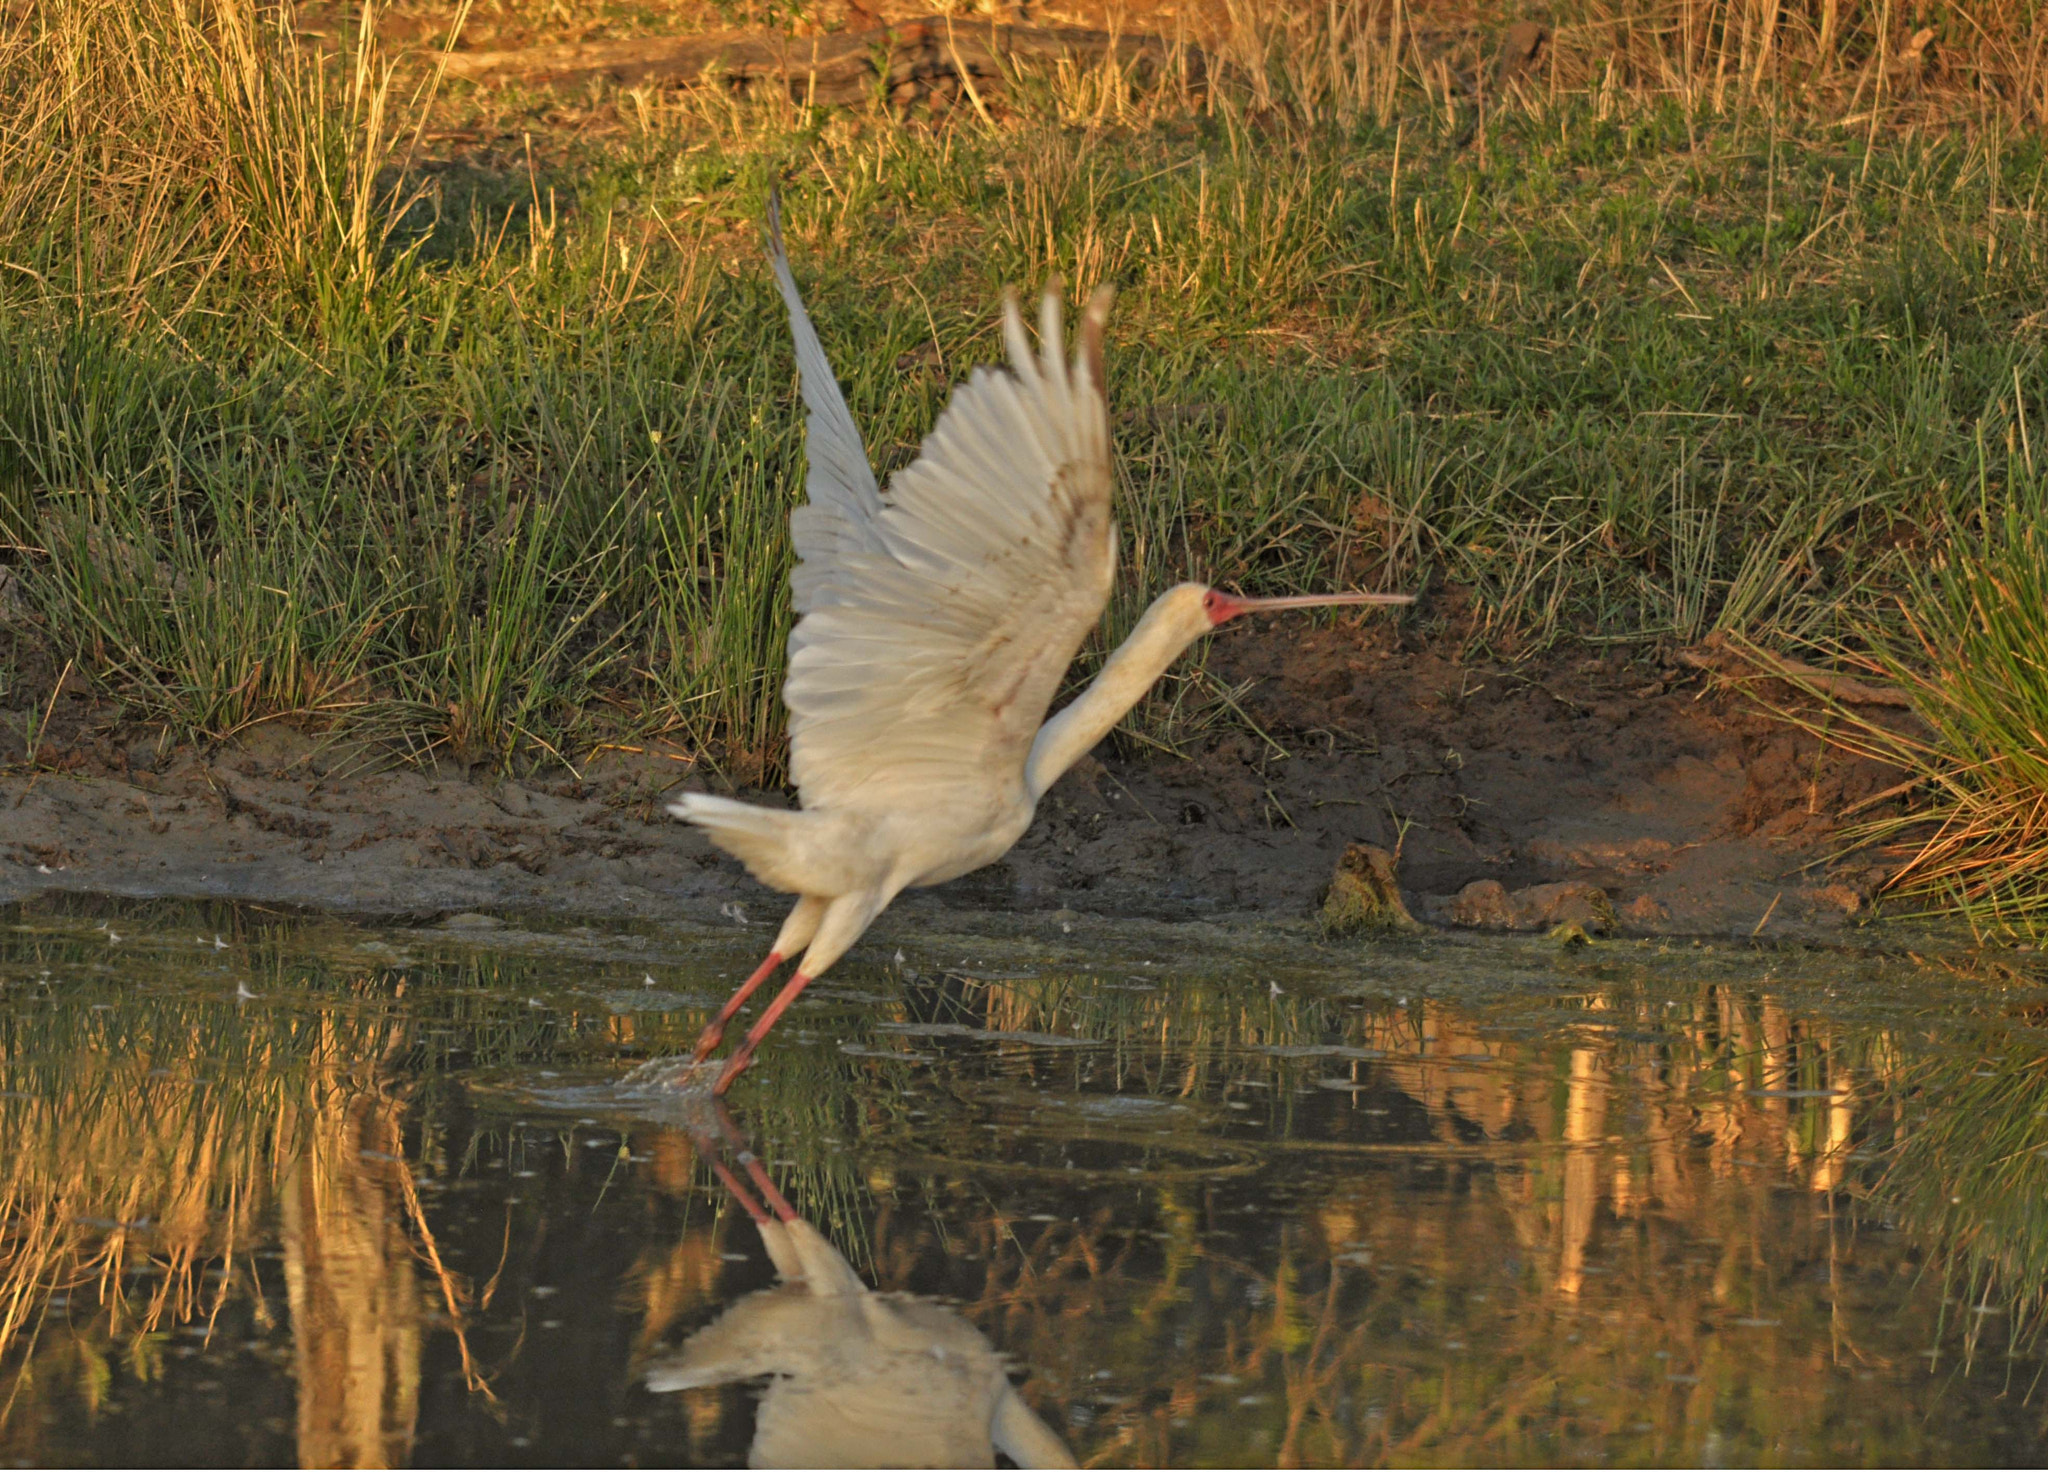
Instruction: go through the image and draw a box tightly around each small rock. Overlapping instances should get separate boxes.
[1447,878,1515,928]
[1496,20,1548,87]
[1804,883,1865,916]
[1445,879,1616,934]
[439,912,505,930]
[1621,893,1669,926]
[125,736,167,773]
[1510,881,1616,934]
[1051,754,1108,806]
[1320,844,1424,936]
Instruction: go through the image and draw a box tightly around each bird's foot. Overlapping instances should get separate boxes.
[707,969,813,1094]
[712,1046,757,1096]
[616,1054,721,1095]
[690,950,786,1064]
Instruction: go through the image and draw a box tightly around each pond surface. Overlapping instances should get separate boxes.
[1,895,2046,1467]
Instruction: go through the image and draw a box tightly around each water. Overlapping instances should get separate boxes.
[2,895,2045,1467]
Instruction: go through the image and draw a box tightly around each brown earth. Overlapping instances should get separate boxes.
[0,615,1908,941]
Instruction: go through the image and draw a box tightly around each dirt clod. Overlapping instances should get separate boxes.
[1622,893,1671,925]
[1445,879,1515,929]
[1319,844,1422,936]
[1510,881,1617,935]
[1803,883,1866,916]
[1441,878,1615,934]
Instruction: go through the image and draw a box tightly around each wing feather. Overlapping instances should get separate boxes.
[764,214,1116,813]
[765,193,886,572]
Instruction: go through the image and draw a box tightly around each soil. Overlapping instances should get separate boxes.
[0,616,1909,942]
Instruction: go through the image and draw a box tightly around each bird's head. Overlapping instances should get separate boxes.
[1135,582,1414,661]
[1194,583,1415,629]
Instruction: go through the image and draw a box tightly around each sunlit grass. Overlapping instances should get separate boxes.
[1768,488,2048,936]
[1860,500,2048,933]
[12,2,2048,921]
[2,0,2047,887]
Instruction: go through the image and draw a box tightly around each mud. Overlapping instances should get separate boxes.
[0,616,1911,941]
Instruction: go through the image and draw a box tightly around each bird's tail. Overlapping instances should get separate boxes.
[666,793,822,895]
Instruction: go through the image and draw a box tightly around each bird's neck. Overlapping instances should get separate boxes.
[1025,593,1207,799]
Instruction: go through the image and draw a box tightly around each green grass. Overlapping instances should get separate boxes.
[1779,486,2048,934]
[3,0,2048,867]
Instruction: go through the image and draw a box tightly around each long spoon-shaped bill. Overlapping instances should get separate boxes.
[1210,590,1415,622]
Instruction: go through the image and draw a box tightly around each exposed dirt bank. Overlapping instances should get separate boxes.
[0,620,1908,942]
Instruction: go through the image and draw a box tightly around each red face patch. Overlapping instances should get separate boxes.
[1202,588,1246,625]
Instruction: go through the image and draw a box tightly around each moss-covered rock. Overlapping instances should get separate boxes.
[1319,844,1424,936]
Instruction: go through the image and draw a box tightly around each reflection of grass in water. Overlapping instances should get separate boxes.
[0,907,575,1435]
[5,900,2044,1460]
[737,959,2046,1464]
[0,989,363,1424]
[1870,1034,2048,1365]
[680,964,1347,1265]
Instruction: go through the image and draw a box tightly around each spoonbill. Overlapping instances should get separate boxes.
[646,1096,1075,1467]
[670,196,1411,1092]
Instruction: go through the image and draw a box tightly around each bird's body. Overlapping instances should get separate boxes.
[648,1152,1074,1468]
[671,197,1408,1090]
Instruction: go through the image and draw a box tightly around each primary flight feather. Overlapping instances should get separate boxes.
[670,194,1410,1092]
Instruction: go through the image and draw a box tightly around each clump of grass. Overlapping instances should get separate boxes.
[1516,1,2048,125]
[1808,492,2048,935]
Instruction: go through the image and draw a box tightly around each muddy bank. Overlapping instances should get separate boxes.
[0,624,1906,940]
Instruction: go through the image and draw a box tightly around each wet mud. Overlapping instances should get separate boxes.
[0,624,1906,940]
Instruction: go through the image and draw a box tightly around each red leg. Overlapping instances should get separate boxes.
[705,1154,772,1223]
[692,951,785,1060]
[712,971,813,1094]
[738,1153,799,1222]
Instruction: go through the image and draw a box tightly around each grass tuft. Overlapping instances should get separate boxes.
[1800,491,2048,936]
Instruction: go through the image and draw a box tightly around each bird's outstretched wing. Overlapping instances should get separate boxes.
[766,207,1117,813]
[764,193,886,563]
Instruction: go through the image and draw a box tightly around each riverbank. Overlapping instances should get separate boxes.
[0,623,1904,939]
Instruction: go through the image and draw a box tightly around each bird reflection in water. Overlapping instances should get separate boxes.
[643,1099,1074,1469]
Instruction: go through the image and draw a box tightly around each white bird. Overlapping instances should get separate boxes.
[670,195,1410,1092]
[647,1168,1073,1467]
